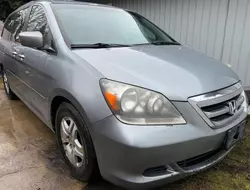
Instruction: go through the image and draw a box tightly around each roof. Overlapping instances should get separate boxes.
[11,0,121,18]
[35,0,113,8]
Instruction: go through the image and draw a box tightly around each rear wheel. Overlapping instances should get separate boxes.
[55,102,98,181]
[2,69,18,100]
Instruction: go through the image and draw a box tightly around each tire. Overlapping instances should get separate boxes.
[55,102,98,181]
[2,69,18,100]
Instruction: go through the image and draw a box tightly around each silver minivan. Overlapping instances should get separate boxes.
[0,1,248,189]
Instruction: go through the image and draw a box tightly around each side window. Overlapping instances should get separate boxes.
[13,9,28,42]
[27,5,52,48]
[2,15,14,40]
[5,9,29,42]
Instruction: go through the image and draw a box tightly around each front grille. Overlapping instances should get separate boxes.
[201,94,244,126]
[189,83,246,128]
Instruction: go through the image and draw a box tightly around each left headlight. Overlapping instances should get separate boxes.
[100,79,186,125]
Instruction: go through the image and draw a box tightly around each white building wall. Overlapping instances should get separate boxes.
[112,0,250,88]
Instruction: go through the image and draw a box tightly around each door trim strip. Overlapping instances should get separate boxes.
[6,69,47,100]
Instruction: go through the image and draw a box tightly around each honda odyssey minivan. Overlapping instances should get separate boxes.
[0,1,248,189]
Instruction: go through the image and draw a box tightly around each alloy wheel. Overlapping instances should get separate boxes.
[60,117,85,168]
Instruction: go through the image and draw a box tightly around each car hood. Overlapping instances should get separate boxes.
[73,45,239,101]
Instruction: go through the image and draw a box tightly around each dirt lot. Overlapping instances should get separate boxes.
[0,82,249,190]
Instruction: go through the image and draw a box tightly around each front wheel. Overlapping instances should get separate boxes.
[2,69,18,100]
[55,102,98,181]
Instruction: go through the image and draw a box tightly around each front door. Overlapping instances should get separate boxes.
[2,8,29,96]
[17,5,56,121]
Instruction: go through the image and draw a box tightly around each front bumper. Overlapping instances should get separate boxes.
[90,102,247,189]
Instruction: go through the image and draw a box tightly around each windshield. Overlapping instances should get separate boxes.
[52,4,177,47]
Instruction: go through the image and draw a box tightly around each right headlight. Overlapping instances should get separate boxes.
[100,79,186,125]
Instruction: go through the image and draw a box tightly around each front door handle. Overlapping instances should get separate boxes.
[19,54,25,60]
[12,51,17,57]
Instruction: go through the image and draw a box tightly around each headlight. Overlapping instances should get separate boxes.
[242,91,248,113]
[100,79,186,125]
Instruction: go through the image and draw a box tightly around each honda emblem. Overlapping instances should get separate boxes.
[228,100,237,115]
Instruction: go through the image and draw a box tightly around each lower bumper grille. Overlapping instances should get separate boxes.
[143,166,169,177]
[177,148,222,169]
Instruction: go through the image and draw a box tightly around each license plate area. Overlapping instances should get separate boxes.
[224,121,246,150]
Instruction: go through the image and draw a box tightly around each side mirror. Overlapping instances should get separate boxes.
[19,31,43,48]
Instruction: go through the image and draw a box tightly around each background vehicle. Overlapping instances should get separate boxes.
[0,1,248,189]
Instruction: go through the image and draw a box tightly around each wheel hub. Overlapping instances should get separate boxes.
[60,117,85,168]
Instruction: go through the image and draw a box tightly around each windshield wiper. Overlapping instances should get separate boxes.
[151,41,180,45]
[71,43,130,49]
[132,41,180,46]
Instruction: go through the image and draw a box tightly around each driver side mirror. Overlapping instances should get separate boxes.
[19,31,43,48]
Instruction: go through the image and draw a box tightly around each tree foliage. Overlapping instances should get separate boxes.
[0,0,31,21]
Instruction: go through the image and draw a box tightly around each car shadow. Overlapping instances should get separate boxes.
[84,178,125,190]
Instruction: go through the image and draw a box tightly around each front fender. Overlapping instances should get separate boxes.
[48,87,113,131]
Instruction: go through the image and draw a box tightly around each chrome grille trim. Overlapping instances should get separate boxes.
[204,106,229,118]
[212,107,244,127]
[192,83,242,107]
[237,96,244,107]
[204,94,244,119]
[188,83,246,128]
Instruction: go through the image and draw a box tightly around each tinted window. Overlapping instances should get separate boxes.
[27,5,52,48]
[52,4,175,46]
[3,9,28,42]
